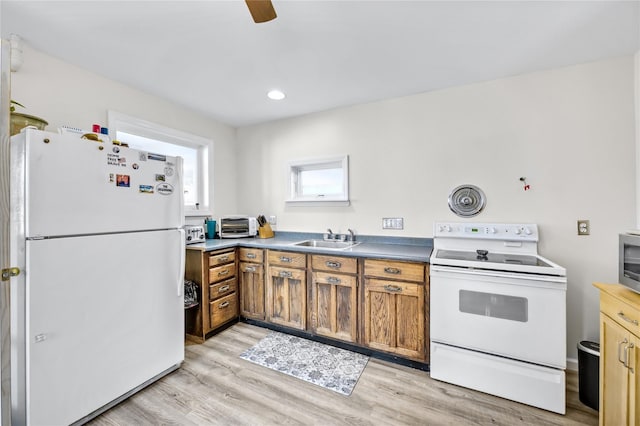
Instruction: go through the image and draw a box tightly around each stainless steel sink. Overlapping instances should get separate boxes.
[291,239,360,250]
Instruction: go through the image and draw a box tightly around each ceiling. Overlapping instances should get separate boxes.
[2,1,639,128]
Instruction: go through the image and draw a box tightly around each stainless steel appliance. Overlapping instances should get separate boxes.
[619,232,640,294]
[429,222,567,414]
[219,215,257,238]
[185,225,205,244]
[9,129,185,425]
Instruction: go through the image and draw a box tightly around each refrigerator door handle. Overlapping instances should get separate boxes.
[178,229,185,297]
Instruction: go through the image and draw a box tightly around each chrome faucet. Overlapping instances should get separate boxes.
[325,228,334,240]
[347,228,355,242]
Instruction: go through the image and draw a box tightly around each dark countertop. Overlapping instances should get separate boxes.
[186,231,433,263]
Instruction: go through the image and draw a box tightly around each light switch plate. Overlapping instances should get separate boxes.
[383,217,404,230]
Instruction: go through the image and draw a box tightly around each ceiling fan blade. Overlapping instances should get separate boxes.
[245,0,277,23]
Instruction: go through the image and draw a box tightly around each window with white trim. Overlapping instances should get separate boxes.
[287,155,349,205]
[108,111,211,215]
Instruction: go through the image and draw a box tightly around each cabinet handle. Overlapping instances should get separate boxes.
[218,255,229,262]
[218,269,230,276]
[619,338,629,364]
[384,267,401,275]
[279,271,293,278]
[618,311,639,326]
[384,284,402,293]
[327,276,341,284]
[246,253,257,259]
[280,256,292,263]
[219,301,230,308]
[244,266,257,273]
[626,343,636,373]
[326,261,342,269]
[218,285,230,293]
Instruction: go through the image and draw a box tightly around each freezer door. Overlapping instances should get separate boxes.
[23,230,184,425]
[18,129,183,237]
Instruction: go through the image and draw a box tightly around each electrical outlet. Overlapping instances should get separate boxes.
[269,215,277,225]
[382,218,404,230]
[577,220,590,236]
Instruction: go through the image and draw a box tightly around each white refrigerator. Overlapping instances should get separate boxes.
[10,129,185,425]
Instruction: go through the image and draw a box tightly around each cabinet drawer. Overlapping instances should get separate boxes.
[240,262,263,274]
[364,259,425,283]
[365,278,422,296]
[268,250,306,268]
[209,277,237,301]
[312,255,357,274]
[239,248,264,263]
[314,272,357,288]
[210,293,238,328]
[209,250,235,267]
[269,266,306,281]
[209,263,236,284]
[601,290,640,336]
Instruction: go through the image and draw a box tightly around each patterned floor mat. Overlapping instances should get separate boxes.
[239,331,369,396]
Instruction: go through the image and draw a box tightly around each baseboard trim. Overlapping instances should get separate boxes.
[566,357,578,372]
[241,318,430,371]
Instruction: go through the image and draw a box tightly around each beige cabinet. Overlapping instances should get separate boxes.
[185,248,238,342]
[595,283,640,425]
[310,255,358,343]
[239,248,265,320]
[266,250,307,330]
[364,259,427,361]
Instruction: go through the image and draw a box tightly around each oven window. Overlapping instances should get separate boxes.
[459,290,528,322]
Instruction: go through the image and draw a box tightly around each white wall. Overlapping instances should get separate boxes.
[236,56,637,360]
[9,44,238,220]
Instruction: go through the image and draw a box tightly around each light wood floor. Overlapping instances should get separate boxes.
[89,322,598,425]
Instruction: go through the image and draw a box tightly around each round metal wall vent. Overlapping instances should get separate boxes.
[448,184,486,217]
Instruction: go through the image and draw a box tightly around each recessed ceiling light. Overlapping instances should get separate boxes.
[267,89,285,100]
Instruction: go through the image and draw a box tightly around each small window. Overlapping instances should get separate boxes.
[287,155,349,205]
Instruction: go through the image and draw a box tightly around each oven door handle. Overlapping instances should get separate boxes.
[430,265,566,284]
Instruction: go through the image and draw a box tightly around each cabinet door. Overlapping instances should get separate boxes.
[312,272,357,343]
[364,278,425,361]
[239,262,265,320]
[601,313,631,425]
[267,266,306,330]
[629,333,640,426]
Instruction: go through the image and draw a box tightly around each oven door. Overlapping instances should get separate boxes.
[430,265,566,368]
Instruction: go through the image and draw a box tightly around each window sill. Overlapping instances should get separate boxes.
[285,199,350,207]
[185,209,212,218]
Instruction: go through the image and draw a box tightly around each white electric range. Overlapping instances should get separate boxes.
[429,222,567,414]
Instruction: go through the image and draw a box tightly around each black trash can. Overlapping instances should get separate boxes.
[578,340,600,411]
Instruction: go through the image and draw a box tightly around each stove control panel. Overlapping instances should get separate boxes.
[434,222,538,241]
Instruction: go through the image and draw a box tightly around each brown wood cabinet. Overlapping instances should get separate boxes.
[310,255,358,343]
[595,283,640,425]
[185,248,238,342]
[187,244,430,365]
[266,250,307,330]
[239,248,265,320]
[363,259,427,361]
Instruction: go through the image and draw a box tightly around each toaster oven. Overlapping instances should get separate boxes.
[219,216,257,238]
